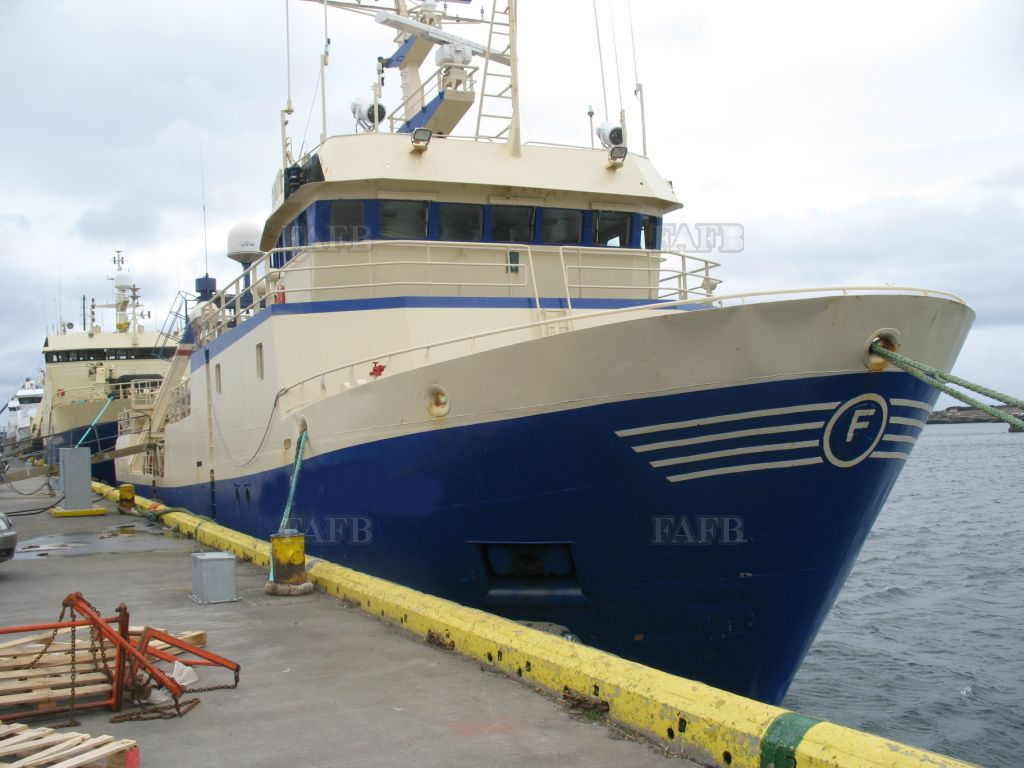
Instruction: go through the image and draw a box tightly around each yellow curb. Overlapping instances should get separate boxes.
[91,481,978,768]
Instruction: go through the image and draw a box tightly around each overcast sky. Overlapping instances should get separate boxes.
[0,0,1021,407]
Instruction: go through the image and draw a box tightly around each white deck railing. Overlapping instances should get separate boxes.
[51,379,162,407]
[190,239,721,347]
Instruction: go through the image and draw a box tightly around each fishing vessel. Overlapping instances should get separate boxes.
[34,258,174,483]
[115,0,973,704]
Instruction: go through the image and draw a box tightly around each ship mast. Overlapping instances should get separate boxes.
[293,0,517,147]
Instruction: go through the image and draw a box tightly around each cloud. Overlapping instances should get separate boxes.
[76,198,163,245]
[979,165,1024,192]
[0,213,29,231]
[704,193,1024,327]
[0,0,1021,408]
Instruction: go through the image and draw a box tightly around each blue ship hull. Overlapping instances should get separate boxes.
[46,421,119,485]
[152,371,931,704]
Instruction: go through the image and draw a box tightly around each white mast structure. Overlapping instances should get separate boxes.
[292,1,519,155]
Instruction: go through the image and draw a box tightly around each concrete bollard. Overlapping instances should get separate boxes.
[265,529,313,596]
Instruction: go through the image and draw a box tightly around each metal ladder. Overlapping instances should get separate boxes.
[539,307,572,335]
[152,291,194,352]
[474,1,514,141]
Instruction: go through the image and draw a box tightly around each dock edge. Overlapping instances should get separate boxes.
[92,481,979,768]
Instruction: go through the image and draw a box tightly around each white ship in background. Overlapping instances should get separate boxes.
[30,257,175,481]
[115,0,973,704]
[2,379,43,451]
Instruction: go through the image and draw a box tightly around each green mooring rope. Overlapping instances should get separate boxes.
[870,342,1024,430]
[75,394,116,448]
[277,429,309,533]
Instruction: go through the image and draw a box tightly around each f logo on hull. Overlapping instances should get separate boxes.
[823,394,889,468]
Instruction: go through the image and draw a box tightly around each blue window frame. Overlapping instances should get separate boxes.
[438,203,484,241]
[540,208,583,244]
[380,200,429,239]
[638,214,661,249]
[277,199,661,250]
[328,200,365,242]
[490,205,534,243]
[593,211,632,247]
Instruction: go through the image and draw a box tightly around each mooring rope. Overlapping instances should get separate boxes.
[277,429,309,534]
[870,341,1024,430]
[75,394,116,448]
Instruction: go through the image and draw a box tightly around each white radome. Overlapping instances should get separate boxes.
[227,221,263,265]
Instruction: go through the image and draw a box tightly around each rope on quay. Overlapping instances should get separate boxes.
[277,428,308,534]
[870,341,1024,430]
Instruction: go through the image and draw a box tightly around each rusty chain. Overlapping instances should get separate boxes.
[110,697,201,723]
[62,614,80,728]
[24,605,69,669]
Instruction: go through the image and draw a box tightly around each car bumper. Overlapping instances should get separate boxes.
[0,529,17,562]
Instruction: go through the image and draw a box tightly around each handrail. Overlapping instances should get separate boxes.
[278,284,967,407]
[192,240,542,344]
[52,379,161,404]
[196,240,718,339]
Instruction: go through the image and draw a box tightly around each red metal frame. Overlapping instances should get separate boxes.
[0,603,130,721]
[0,592,240,721]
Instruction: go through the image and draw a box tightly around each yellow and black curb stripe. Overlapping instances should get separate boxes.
[93,481,978,768]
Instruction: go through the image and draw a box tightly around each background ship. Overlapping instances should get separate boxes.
[115,0,974,704]
[33,256,175,482]
[2,378,43,454]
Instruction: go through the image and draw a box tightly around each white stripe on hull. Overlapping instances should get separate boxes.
[889,398,933,412]
[614,402,839,438]
[667,457,824,483]
[649,440,820,468]
[632,422,826,454]
[890,416,928,429]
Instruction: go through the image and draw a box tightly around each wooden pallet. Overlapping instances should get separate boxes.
[0,629,205,722]
[0,722,138,767]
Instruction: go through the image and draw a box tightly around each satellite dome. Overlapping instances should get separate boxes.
[227,222,263,265]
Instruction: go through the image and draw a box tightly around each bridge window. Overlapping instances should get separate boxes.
[491,206,534,243]
[330,200,365,242]
[593,211,631,247]
[380,200,428,239]
[541,208,582,245]
[639,215,659,249]
[438,203,483,241]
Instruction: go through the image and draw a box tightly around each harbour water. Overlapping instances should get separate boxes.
[785,423,1023,768]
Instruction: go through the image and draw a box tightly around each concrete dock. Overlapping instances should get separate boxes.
[0,479,691,767]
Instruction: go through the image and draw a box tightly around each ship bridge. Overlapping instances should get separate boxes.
[187,130,719,355]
